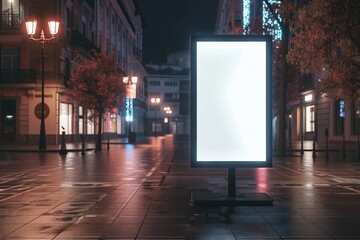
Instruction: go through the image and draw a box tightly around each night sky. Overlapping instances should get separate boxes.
[137,0,218,64]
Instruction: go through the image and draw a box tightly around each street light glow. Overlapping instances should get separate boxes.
[25,20,37,36]
[151,97,160,104]
[48,21,60,35]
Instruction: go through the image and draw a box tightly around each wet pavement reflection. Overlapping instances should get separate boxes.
[0,135,360,239]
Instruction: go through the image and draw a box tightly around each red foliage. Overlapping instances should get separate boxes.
[69,52,126,118]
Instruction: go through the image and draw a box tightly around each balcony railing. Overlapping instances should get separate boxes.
[1,13,21,30]
[0,69,36,84]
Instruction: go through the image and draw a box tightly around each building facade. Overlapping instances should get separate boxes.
[145,53,190,136]
[215,0,360,145]
[0,0,146,145]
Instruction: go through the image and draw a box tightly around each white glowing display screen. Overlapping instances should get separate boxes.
[191,35,272,168]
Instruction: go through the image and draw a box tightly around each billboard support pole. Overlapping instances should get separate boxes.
[228,168,236,197]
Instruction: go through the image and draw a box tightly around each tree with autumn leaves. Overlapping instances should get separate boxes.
[69,52,126,151]
[259,0,359,155]
[288,0,360,106]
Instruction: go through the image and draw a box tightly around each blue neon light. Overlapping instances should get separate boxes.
[263,0,282,40]
[339,99,345,118]
[125,98,133,122]
[243,0,250,34]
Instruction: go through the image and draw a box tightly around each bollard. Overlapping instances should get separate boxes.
[312,135,316,159]
[342,135,346,160]
[357,136,360,162]
[107,136,110,150]
[81,134,85,156]
[325,128,329,159]
[300,134,304,156]
[59,130,68,155]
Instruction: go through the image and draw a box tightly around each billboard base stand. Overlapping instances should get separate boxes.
[191,190,273,207]
[191,168,273,207]
[228,168,236,197]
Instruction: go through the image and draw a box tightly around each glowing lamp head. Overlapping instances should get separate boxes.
[123,76,129,84]
[151,97,160,104]
[25,19,37,36]
[48,20,60,36]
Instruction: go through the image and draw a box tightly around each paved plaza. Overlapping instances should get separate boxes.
[1,136,360,239]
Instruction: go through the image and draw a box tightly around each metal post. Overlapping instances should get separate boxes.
[154,109,157,137]
[59,130,68,155]
[39,45,46,150]
[300,133,304,156]
[128,122,131,142]
[342,135,346,159]
[357,136,360,161]
[81,134,85,156]
[228,168,236,197]
[288,116,292,155]
[107,136,110,150]
[325,128,329,159]
[312,134,316,159]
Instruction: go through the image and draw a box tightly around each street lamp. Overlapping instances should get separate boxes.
[123,75,137,142]
[164,106,172,134]
[25,19,60,150]
[151,97,160,136]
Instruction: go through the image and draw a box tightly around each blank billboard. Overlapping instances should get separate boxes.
[191,35,272,168]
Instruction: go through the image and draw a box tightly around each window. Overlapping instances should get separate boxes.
[152,122,162,133]
[149,92,160,98]
[1,0,20,29]
[334,100,345,135]
[149,81,160,86]
[149,106,160,111]
[305,105,315,132]
[59,103,73,134]
[1,47,19,83]
[165,82,178,87]
[87,109,95,134]
[66,8,72,29]
[79,106,84,134]
[165,93,179,101]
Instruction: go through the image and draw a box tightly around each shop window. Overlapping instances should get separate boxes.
[2,0,19,14]
[152,122,162,133]
[305,105,315,132]
[59,103,73,134]
[104,111,117,133]
[334,99,345,135]
[79,106,83,134]
[87,109,95,134]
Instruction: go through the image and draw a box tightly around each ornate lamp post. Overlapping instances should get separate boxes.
[150,97,160,136]
[123,75,137,142]
[25,19,59,150]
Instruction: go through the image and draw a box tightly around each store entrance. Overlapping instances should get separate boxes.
[1,99,16,144]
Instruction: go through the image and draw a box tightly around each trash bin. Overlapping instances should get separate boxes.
[129,132,136,143]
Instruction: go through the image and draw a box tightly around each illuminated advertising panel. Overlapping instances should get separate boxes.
[125,98,133,122]
[191,35,272,168]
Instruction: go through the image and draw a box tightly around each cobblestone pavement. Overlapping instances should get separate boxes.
[0,135,360,239]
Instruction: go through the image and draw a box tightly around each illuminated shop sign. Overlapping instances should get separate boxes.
[304,94,313,102]
[339,99,345,118]
[190,35,272,168]
[125,98,133,122]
